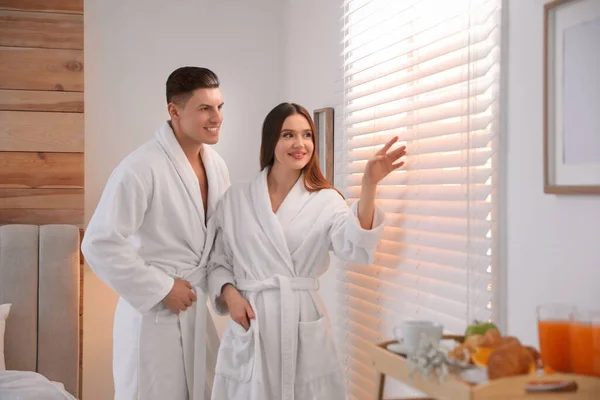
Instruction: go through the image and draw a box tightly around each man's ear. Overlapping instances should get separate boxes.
[167,102,179,119]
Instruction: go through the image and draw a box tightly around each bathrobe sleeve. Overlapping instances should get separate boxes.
[328,194,385,266]
[81,166,174,314]
[206,200,235,316]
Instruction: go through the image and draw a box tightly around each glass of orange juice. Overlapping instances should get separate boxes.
[537,304,573,373]
[570,308,594,375]
[593,312,600,377]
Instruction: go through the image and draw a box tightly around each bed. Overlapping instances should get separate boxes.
[0,224,80,399]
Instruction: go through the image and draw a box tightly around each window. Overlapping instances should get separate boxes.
[337,1,502,398]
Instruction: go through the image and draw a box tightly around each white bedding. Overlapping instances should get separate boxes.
[0,371,77,400]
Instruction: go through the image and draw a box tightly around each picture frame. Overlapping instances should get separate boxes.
[544,0,600,194]
[313,107,335,185]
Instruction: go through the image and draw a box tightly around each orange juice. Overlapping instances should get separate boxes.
[570,322,594,375]
[593,324,600,377]
[538,320,571,372]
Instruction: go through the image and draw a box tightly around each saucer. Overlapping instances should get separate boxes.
[460,367,488,384]
[386,341,410,355]
[387,339,460,357]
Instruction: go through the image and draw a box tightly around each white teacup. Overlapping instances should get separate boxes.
[393,320,443,356]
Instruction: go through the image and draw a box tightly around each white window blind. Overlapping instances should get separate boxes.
[337,1,502,398]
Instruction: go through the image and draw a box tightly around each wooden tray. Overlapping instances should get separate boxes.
[368,340,600,400]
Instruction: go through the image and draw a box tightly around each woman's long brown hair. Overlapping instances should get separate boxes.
[260,102,341,196]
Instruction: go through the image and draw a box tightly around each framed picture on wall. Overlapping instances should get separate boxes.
[313,107,334,185]
[544,0,600,194]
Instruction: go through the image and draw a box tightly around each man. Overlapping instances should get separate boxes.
[82,67,229,400]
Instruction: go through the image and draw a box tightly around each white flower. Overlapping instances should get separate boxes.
[407,333,457,383]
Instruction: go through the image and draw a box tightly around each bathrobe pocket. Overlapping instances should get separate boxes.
[215,318,255,383]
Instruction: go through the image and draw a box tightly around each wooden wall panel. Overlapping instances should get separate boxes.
[0,47,83,91]
[1,4,86,392]
[0,152,84,189]
[0,111,83,152]
[0,89,83,112]
[0,189,83,209]
[0,209,83,227]
[0,10,83,49]
[0,0,83,14]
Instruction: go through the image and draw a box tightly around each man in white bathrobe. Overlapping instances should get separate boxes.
[81,67,230,400]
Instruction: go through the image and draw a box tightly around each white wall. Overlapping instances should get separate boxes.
[83,1,283,398]
[505,0,600,346]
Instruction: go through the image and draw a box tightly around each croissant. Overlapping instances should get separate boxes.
[480,328,502,347]
[493,336,521,349]
[463,334,485,352]
[487,343,535,380]
[524,346,541,365]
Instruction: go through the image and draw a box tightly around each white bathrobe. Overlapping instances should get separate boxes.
[207,168,384,400]
[81,122,229,400]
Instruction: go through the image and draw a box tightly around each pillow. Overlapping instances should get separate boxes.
[0,303,11,371]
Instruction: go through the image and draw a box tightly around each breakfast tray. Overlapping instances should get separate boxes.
[368,340,600,400]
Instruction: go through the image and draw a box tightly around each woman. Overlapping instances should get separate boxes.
[207,103,406,400]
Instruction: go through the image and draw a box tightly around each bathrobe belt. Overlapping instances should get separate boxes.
[237,275,320,400]
[159,268,208,400]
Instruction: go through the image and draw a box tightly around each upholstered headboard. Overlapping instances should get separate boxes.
[0,224,80,396]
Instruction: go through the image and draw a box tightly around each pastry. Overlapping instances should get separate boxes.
[487,342,535,380]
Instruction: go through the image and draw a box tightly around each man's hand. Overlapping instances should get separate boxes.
[221,284,255,330]
[162,278,197,314]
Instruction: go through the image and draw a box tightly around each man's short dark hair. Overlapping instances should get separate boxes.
[166,67,220,106]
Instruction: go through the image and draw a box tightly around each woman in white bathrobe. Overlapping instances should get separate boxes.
[207,103,406,400]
